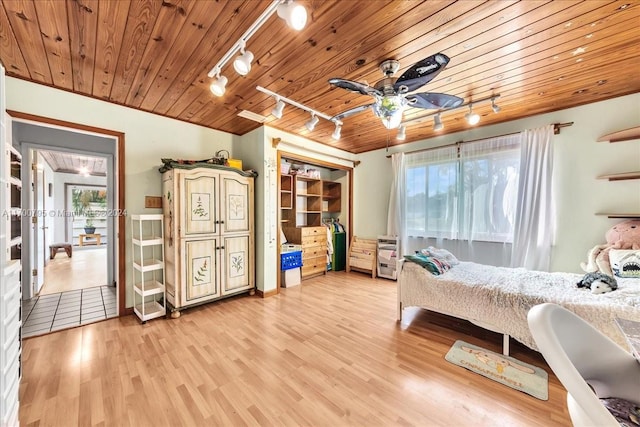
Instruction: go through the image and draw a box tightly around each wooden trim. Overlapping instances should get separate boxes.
[273,138,356,170]
[6,110,127,317]
[255,288,278,298]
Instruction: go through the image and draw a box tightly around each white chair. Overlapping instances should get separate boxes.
[527,303,640,427]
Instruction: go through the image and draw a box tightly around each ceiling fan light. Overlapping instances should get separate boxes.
[277,1,307,30]
[397,125,406,140]
[305,114,319,131]
[271,99,285,119]
[382,109,404,130]
[332,123,342,140]
[433,113,444,131]
[233,50,254,76]
[210,75,228,97]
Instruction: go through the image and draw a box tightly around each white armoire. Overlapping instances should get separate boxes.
[161,163,256,316]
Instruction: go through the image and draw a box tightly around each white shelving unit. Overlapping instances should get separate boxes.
[377,235,398,280]
[131,214,166,322]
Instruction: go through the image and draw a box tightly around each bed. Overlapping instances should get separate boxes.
[397,259,640,354]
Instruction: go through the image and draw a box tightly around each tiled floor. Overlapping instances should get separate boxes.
[22,285,117,338]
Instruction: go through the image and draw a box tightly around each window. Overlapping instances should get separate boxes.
[405,135,520,243]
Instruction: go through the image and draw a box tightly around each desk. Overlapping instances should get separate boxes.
[79,233,101,246]
[615,317,640,360]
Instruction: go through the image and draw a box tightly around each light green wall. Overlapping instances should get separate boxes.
[353,93,640,273]
[6,77,234,306]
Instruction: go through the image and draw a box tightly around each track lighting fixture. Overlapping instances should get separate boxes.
[256,86,341,136]
[396,125,406,140]
[207,0,309,95]
[465,104,480,125]
[433,113,444,131]
[491,98,501,113]
[271,98,286,119]
[305,113,319,131]
[332,123,342,140]
[233,42,254,76]
[277,0,308,30]
[209,72,228,97]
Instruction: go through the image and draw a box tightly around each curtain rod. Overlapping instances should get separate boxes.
[385,122,573,158]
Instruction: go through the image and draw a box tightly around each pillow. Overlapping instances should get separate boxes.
[600,397,640,426]
[404,253,451,275]
[420,246,460,266]
[609,249,640,278]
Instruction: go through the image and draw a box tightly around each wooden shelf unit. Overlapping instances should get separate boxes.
[322,180,341,213]
[595,128,640,218]
[280,174,294,224]
[295,176,323,226]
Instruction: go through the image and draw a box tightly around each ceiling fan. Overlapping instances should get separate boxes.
[329,53,464,130]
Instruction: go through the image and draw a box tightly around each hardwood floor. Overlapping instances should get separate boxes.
[40,247,107,295]
[20,272,571,426]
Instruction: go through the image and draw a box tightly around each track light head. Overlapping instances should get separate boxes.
[210,74,228,97]
[397,125,406,140]
[465,105,480,125]
[233,45,254,76]
[491,98,501,113]
[433,113,444,131]
[271,98,285,119]
[305,113,319,131]
[332,123,342,140]
[277,0,308,30]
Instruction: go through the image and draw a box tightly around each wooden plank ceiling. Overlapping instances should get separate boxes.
[1,0,639,154]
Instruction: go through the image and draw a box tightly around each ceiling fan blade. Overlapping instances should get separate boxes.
[394,53,450,93]
[329,78,381,96]
[331,103,375,121]
[406,93,464,110]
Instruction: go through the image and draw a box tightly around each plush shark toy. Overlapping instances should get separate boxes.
[576,272,618,294]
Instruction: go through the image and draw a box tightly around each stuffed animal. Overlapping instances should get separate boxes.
[576,272,618,294]
[581,219,640,277]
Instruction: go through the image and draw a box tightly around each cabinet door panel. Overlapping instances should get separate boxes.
[183,173,218,235]
[222,235,252,294]
[184,239,220,303]
[220,175,250,234]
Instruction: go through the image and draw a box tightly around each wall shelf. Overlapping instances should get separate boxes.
[597,126,640,143]
[597,171,640,181]
[596,213,640,219]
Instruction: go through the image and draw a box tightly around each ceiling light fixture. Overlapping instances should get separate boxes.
[233,41,254,76]
[305,113,319,131]
[256,85,342,134]
[332,123,342,140]
[491,98,501,113]
[207,0,308,94]
[271,97,286,119]
[400,95,501,135]
[209,72,228,97]
[396,125,406,140]
[277,0,308,30]
[465,104,480,125]
[433,113,444,131]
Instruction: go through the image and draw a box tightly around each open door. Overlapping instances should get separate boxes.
[30,150,45,295]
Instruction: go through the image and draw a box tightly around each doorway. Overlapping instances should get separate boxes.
[7,110,126,334]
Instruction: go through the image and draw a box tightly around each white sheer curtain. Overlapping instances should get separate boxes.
[458,134,521,243]
[511,124,555,271]
[387,152,405,255]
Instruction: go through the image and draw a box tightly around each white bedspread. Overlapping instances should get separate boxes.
[399,261,640,350]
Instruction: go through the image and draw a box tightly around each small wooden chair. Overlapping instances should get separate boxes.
[49,243,72,259]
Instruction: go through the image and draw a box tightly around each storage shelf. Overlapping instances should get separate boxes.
[597,171,640,181]
[131,236,164,246]
[8,176,21,188]
[133,258,164,272]
[597,126,640,143]
[596,213,640,218]
[9,236,21,247]
[297,193,322,197]
[134,280,165,296]
[133,301,166,321]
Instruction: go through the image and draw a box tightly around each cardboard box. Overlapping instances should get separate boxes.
[281,267,301,288]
